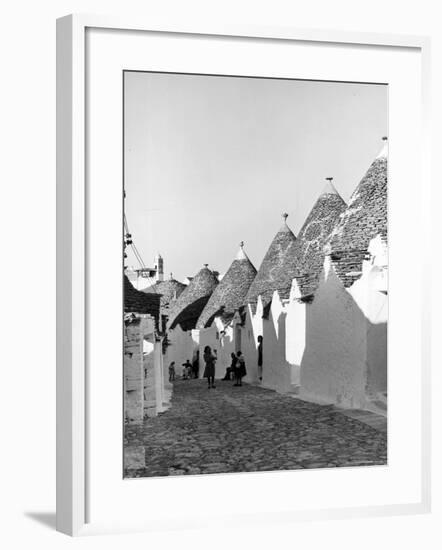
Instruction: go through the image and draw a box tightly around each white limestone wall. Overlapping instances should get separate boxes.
[153,340,169,413]
[285,282,307,374]
[198,319,236,379]
[349,236,388,398]
[143,337,157,418]
[242,300,264,383]
[299,261,368,408]
[261,291,300,393]
[218,322,235,378]
[166,325,198,375]
[299,238,387,409]
[124,319,147,423]
[124,315,171,422]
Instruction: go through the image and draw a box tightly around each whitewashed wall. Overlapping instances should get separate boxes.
[300,237,387,409]
[261,291,299,393]
[166,325,200,378]
[349,236,388,398]
[124,315,171,422]
[242,300,264,383]
[285,281,307,378]
[199,319,237,379]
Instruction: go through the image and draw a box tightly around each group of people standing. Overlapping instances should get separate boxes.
[203,346,247,388]
[168,336,263,389]
[221,351,247,386]
[168,356,199,382]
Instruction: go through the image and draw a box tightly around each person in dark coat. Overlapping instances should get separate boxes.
[257,335,263,381]
[192,351,199,379]
[222,352,237,381]
[234,351,247,386]
[168,361,176,382]
[203,345,216,389]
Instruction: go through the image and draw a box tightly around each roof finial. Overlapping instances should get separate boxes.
[170,272,173,280]
[282,212,288,223]
[203,263,209,268]
[322,176,340,196]
[236,240,248,260]
[377,136,388,159]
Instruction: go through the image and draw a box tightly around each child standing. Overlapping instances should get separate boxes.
[234,351,246,386]
[168,361,176,382]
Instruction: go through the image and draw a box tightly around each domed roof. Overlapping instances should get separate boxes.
[167,265,218,330]
[293,178,347,297]
[123,274,161,325]
[327,138,388,287]
[196,242,257,328]
[142,274,186,309]
[244,214,298,310]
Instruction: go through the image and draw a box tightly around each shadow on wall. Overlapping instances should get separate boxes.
[299,261,387,409]
[262,304,299,393]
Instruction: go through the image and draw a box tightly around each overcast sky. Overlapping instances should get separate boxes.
[124,72,387,281]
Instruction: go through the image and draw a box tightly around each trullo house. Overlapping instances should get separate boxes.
[196,242,257,378]
[299,139,388,412]
[165,264,218,370]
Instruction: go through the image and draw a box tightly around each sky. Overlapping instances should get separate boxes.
[124,71,387,282]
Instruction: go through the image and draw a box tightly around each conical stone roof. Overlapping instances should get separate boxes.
[196,243,257,329]
[293,179,347,297]
[142,275,186,310]
[167,265,219,330]
[244,214,298,310]
[123,274,161,325]
[327,139,388,287]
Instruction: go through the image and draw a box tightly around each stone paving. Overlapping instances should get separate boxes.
[124,379,387,478]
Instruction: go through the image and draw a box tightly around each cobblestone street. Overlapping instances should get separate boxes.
[124,379,387,477]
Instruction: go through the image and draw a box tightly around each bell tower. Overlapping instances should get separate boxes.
[154,253,164,282]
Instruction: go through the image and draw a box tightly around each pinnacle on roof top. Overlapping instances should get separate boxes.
[245,214,298,308]
[376,136,388,159]
[236,240,249,261]
[321,176,340,196]
[292,178,346,297]
[328,136,388,287]
[197,242,257,329]
[279,212,291,232]
[167,265,219,330]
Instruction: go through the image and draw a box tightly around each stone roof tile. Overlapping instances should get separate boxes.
[167,265,218,330]
[327,140,388,287]
[124,275,161,324]
[244,215,298,310]
[293,180,347,297]
[196,243,257,328]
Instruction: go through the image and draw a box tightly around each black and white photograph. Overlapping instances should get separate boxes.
[123,71,388,478]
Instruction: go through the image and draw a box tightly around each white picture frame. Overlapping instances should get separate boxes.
[56,14,431,536]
